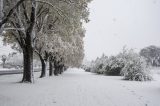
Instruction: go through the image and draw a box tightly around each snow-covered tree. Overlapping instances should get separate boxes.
[1,55,7,68]
[34,32,49,78]
[47,30,85,76]
[2,0,36,82]
[140,45,160,67]
[2,0,92,82]
[121,49,152,81]
[33,0,91,77]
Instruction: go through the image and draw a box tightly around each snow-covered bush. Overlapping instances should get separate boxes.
[84,48,152,81]
[89,58,102,73]
[83,54,108,74]
[81,65,91,72]
[91,54,108,74]
[103,56,124,76]
[95,63,105,74]
[121,50,152,81]
[82,59,92,72]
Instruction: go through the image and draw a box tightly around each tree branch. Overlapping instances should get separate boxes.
[0,0,26,28]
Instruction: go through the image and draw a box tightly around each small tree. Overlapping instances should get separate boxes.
[1,55,7,68]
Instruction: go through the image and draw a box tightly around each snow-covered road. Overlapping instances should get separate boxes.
[0,68,160,106]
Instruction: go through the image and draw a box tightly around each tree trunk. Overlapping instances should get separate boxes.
[59,65,64,74]
[2,61,5,68]
[21,0,36,83]
[39,55,46,78]
[58,66,61,74]
[22,47,34,83]
[54,68,58,76]
[49,60,53,76]
[54,62,58,76]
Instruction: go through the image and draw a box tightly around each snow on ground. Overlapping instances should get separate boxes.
[0,66,16,71]
[0,67,40,72]
[0,68,160,106]
[0,68,16,71]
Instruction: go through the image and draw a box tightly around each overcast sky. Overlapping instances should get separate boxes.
[84,0,160,61]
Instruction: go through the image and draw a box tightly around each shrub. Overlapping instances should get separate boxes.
[96,63,105,74]
[81,65,91,72]
[90,54,108,74]
[121,50,152,81]
[83,48,153,81]
[103,56,124,76]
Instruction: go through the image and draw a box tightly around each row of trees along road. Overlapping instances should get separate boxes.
[0,0,92,83]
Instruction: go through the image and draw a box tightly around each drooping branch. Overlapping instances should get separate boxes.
[59,0,74,4]
[21,2,30,24]
[0,0,26,28]
[35,0,69,19]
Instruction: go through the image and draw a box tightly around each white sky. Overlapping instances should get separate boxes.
[84,0,160,61]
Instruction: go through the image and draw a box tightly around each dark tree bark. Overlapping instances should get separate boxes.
[59,64,64,74]
[21,0,36,83]
[58,66,61,74]
[54,61,58,76]
[22,47,34,82]
[39,54,46,78]
[49,60,53,76]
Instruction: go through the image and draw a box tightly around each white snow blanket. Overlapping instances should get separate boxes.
[0,68,160,106]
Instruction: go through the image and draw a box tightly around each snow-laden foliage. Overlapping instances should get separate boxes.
[81,59,92,72]
[1,0,92,81]
[120,49,152,81]
[87,54,123,75]
[103,55,124,76]
[89,54,108,74]
[85,48,152,81]
[81,65,91,72]
[140,45,160,67]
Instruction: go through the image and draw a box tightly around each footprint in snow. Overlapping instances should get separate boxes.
[52,101,56,103]
[145,103,148,106]
[122,85,126,88]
